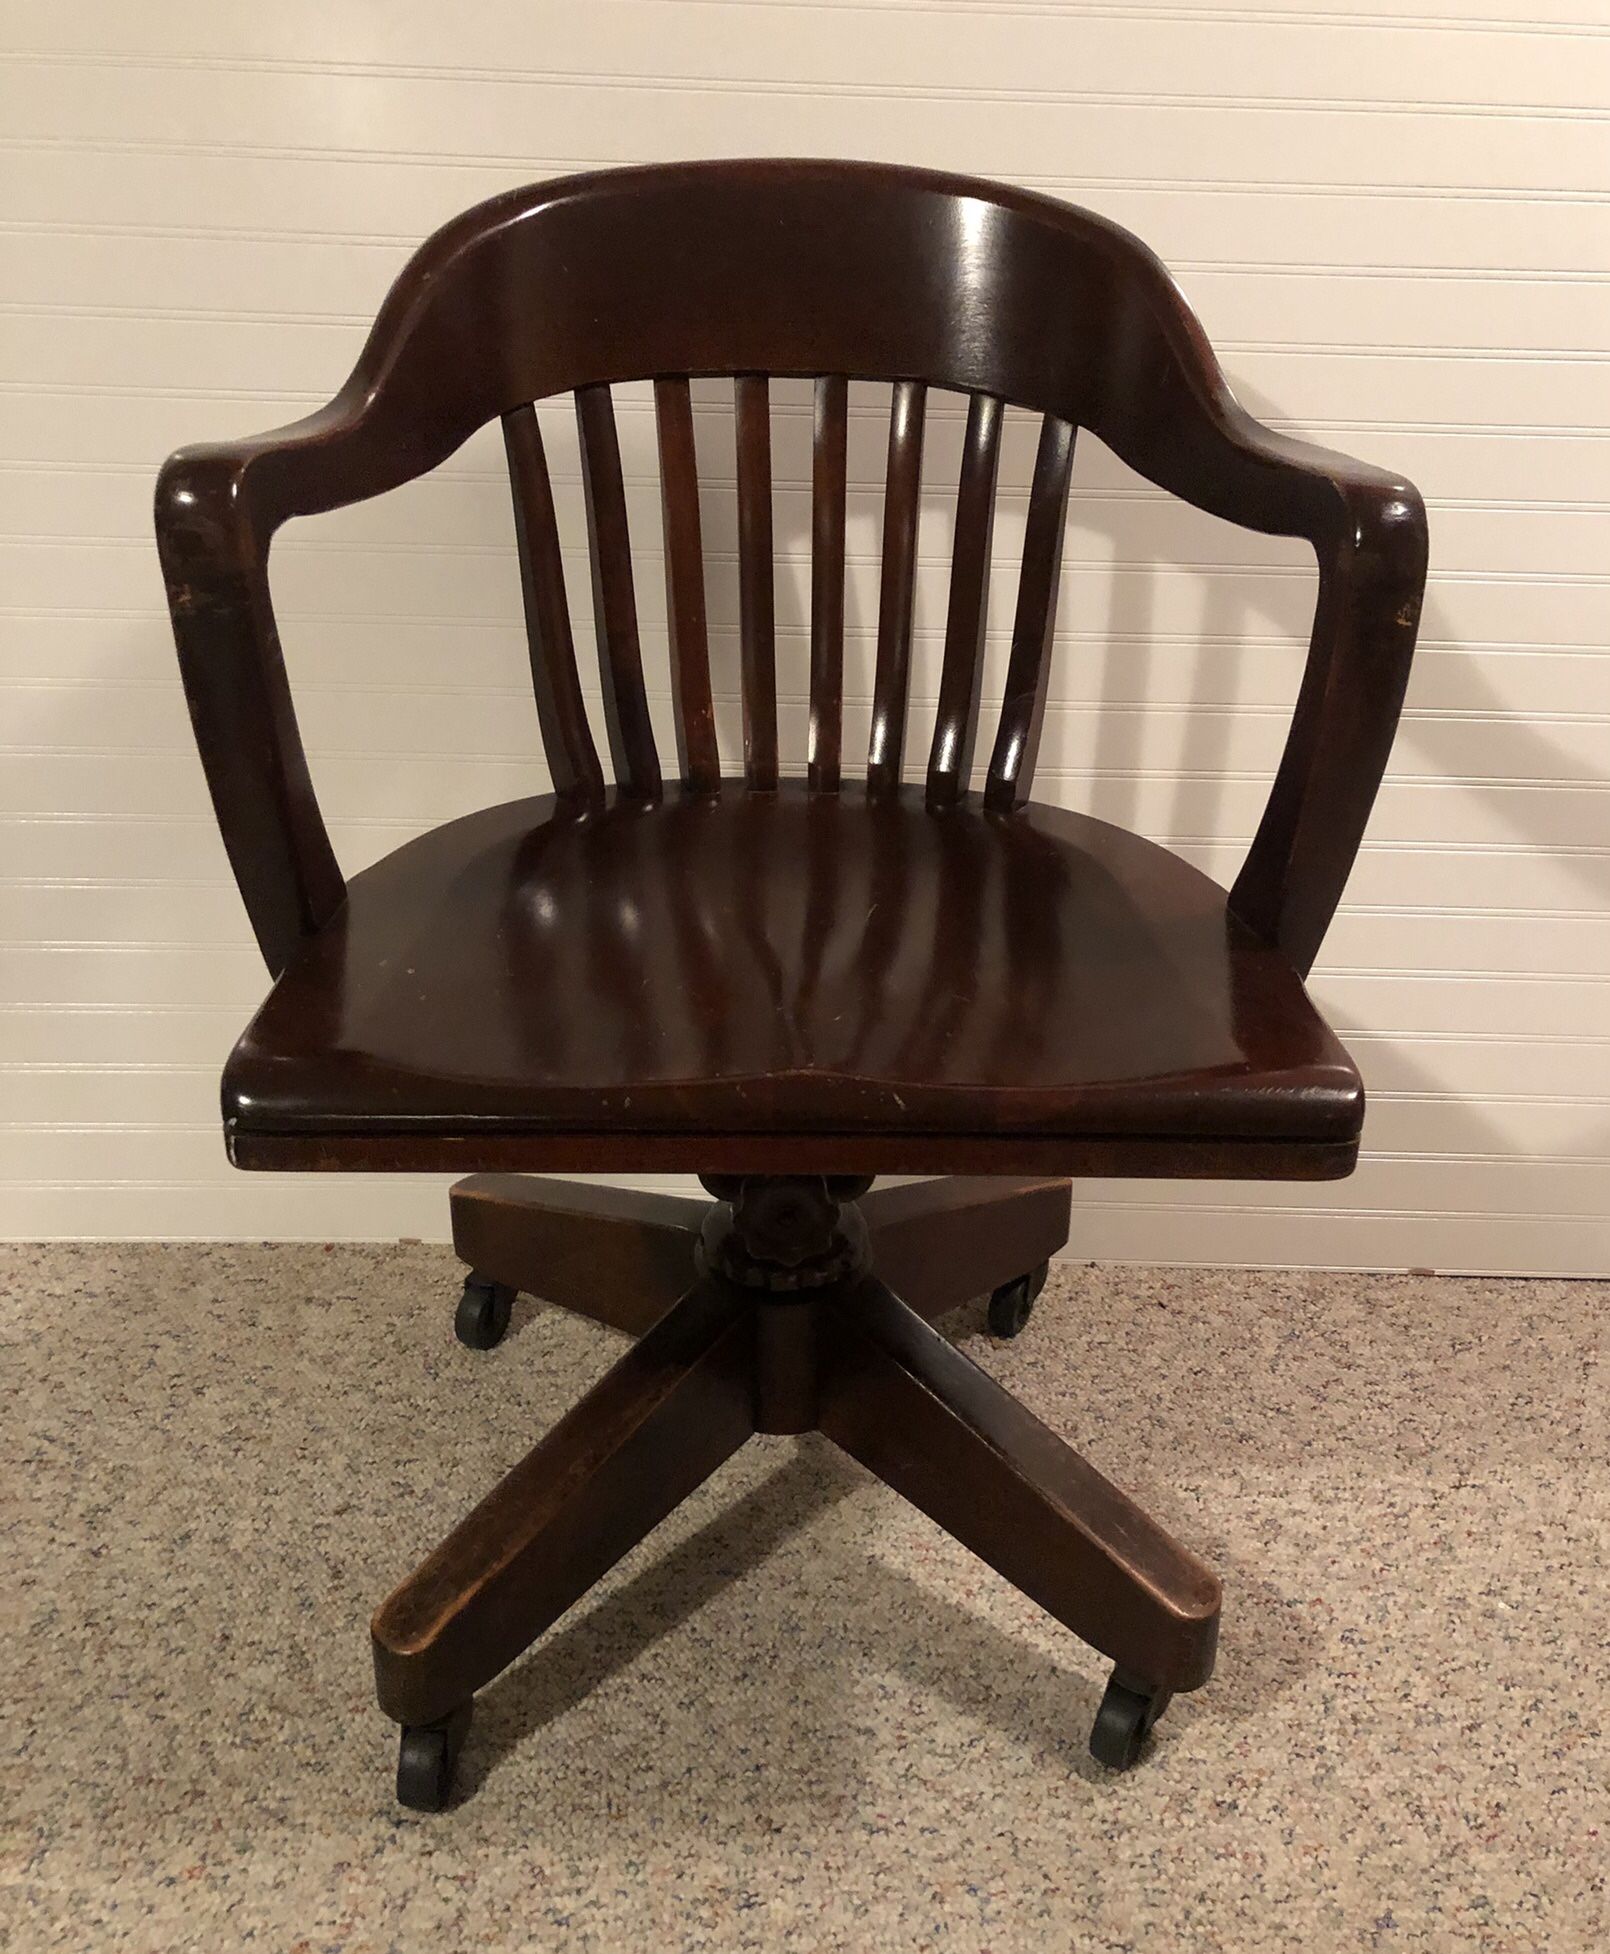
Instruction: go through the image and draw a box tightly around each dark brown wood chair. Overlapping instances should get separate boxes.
[155,159,1426,1809]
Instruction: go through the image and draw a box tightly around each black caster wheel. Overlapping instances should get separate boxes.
[396,1702,473,1812]
[454,1273,516,1350]
[1089,1668,1172,1771]
[987,1260,1048,1338]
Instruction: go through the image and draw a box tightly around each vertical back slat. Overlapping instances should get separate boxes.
[501,404,604,805]
[734,374,779,790]
[575,383,662,801]
[809,374,849,793]
[986,414,1076,812]
[927,392,1003,806]
[654,377,721,793]
[867,379,927,795]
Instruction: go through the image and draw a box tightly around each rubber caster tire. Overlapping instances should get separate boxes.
[987,1260,1048,1338]
[396,1702,473,1811]
[455,1274,516,1350]
[1089,1669,1172,1771]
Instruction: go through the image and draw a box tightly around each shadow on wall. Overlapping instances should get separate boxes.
[1223,376,1609,903]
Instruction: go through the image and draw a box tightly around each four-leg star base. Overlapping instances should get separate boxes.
[373,1174,1221,1808]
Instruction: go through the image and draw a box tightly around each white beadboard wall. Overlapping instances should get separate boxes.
[2,0,1607,1272]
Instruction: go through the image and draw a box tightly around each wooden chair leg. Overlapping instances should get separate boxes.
[449,1173,705,1336]
[816,1278,1221,1694]
[449,1175,1072,1340]
[860,1176,1072,1322]
[368,1177,1219,1806]
[372,1273,754,1730]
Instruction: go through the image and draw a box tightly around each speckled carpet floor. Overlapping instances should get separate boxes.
[4,1243,1605,1952]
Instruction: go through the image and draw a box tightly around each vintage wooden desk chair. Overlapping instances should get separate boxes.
[156,159,1426,1810]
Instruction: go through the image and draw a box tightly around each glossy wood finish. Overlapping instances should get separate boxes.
[653,377,720,793]
[856,1175,1073,1323]
[220,785,1362,1176]
[928,391,1003,807]
[734,373,778,791]
[451,1172,1073,1333]
[868,378,927,795]
[156,158,1425,984]
[501,405,603,806]
[155,163,1427,1790]
[375,1175,1214,1736]
[236,1125,1355,1179]
[575,384,661,802]
[372,1268,756,1726]
[987,414,1077,813]
[817,1275,1221,1689]
[809,373,849,794]
[449,1174,704,1336]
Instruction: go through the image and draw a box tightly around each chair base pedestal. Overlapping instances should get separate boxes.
[372,1174,1221,1806]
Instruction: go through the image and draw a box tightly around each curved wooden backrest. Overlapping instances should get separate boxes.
[158,159,1427,980]
[228,160,1361,813]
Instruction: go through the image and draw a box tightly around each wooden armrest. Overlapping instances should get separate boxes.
[1082,254,1429,975]
[153,195,494,972]
[155,214,513,976]
[155,415,359,978]
[158,205,1426,986]
[1201,416,1428,975]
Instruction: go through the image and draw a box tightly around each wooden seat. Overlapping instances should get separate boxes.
[225,786,1361,1173]
[156,159,1427,1809]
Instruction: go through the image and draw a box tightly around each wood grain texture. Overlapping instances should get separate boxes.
[231,1126,1358,1179]
[371,1269,755,1725]
[155,159,1426,1206]
[809,373,848,794]
[986,413,1076,813]
[217,783,1364,1169]
[867,377,927,796]
[653,376,720,793]
[158,162,1425,980]
[501,404,604,808]
[574,383,662,801]
[734,373,778,791]
[818,1276,1221,1689]
[859,1175,1073,1322]
[449,1173,704,1335]
[372,1174,1220,1762]
[928,391,1003,807]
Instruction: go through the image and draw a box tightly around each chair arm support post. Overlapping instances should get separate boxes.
[1228,470,1428,976]
[155,444,345,978]
[154,289,515,976]
[1096,308,1429,977]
